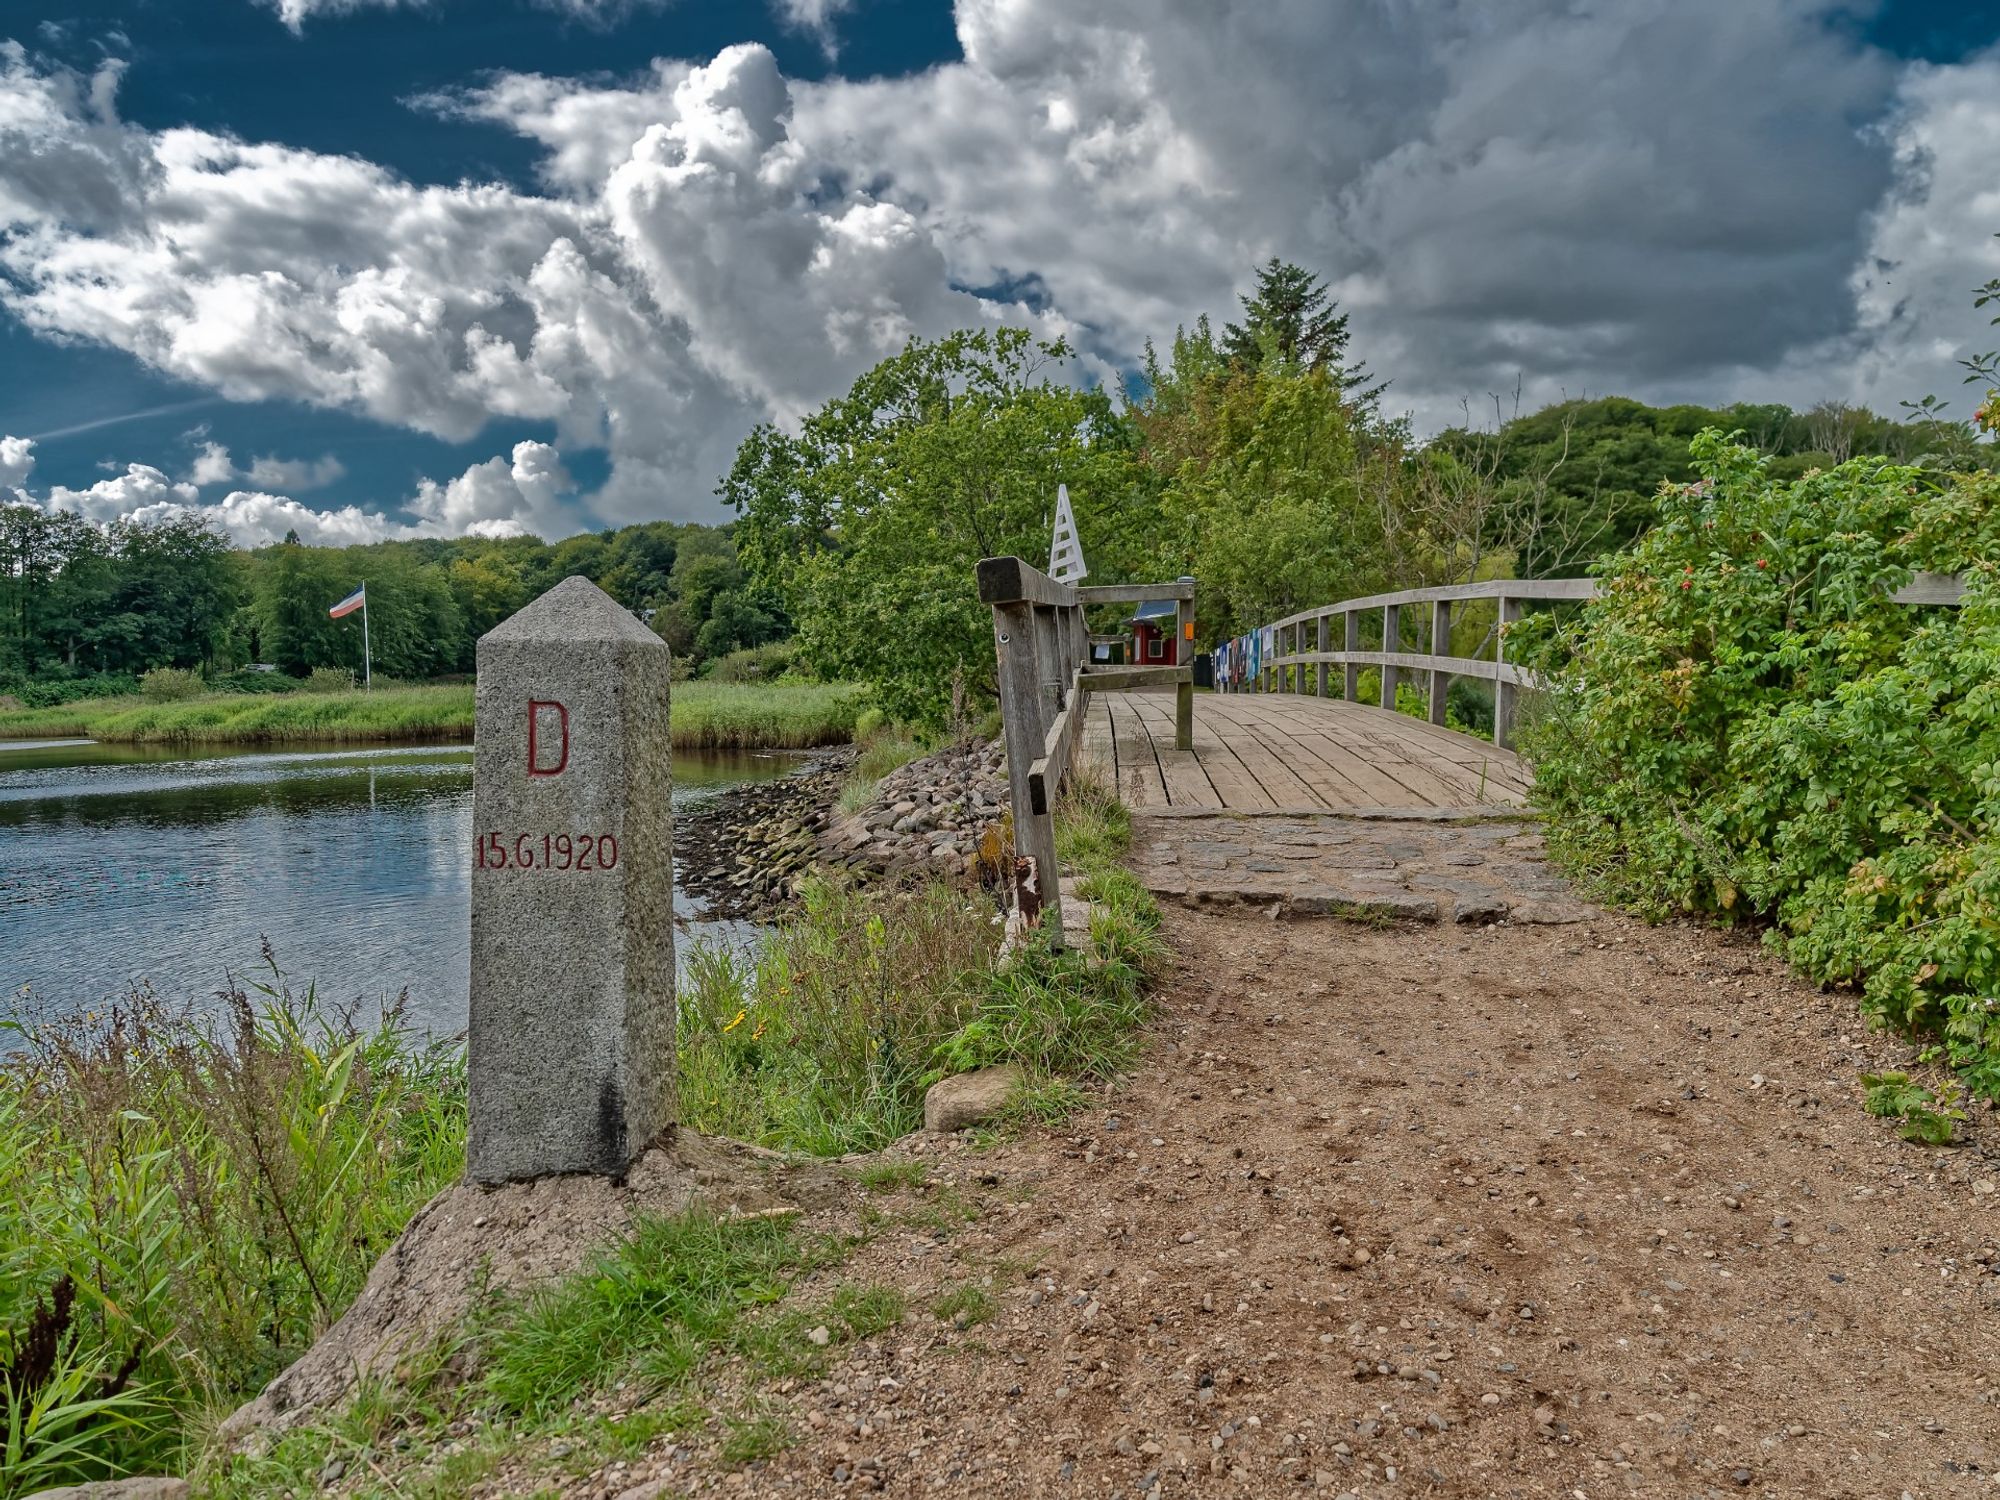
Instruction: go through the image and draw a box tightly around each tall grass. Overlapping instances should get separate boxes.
[0,965,466,1493]
[3,772,1159,1489]
[667,681,867,750]
[0,680,867,750]
[678,771,1164,1154]
[0,684,476,746]
[834,726,930,815]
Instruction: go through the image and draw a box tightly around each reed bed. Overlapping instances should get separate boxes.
[0,680,867,751]
[0,965,466,1493]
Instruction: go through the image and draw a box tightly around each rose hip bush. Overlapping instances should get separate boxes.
[1519,431,2000,1096]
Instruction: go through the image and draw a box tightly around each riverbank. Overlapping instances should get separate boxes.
[4,772,1161,1493]
[0,679,866,750]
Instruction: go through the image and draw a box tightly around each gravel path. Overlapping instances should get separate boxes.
[687,902,2000,1500]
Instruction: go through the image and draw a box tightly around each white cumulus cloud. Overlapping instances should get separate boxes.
[2,5,1998,541]
[0,434,35,488]
[770,0,854,57]
[183,440,349,492]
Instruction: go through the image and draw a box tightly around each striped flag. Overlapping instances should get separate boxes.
[328,585,366,619]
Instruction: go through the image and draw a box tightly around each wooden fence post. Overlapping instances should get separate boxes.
[1494,595,1523,749]
[1428,599,1452,725]
[993,599,1063,937]
[1315,614,1330,697]
[1381,604,1401,715]
[1343,609,1360,701]
[1032,604,1063,733]
[1174,582,1194,751]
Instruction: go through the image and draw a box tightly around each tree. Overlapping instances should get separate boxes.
[108,512,238,669]
[724,329,1147,726]
[1221,258,1384,406]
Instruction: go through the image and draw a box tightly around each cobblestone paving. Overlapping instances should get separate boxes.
[1130,810,1597,924]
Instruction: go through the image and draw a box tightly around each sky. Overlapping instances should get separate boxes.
[1,0,1997,546]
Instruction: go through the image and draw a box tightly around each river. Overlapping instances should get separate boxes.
[0,737,800,1042]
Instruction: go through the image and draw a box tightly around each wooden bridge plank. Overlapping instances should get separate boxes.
[1103,694,1169,808]
[1204,698,1362,810]
[1091,685,1528,816]
[1128,691,1295,810]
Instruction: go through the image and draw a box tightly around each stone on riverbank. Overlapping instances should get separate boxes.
[924,1063,1024,1133]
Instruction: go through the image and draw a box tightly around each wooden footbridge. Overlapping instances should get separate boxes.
[980,553,1967,941]
[977,555,1554,939]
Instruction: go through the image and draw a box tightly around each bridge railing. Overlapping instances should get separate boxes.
[977,556,1195,944]
[1222,571,1967,751]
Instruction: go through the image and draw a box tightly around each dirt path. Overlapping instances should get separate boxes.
[670,903,2000,1500]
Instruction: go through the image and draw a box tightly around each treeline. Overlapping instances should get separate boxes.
[0,512,784,693]
[7,258,1993,718]
[729,257,1995,725]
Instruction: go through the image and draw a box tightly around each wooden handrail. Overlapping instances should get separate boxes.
[1076,579,1197,604]
[1226,568,1971,749]
[979,555,1197,945]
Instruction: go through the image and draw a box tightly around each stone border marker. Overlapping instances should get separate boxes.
[467,575,675,1183]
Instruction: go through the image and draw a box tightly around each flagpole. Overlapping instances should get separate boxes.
[361,582,372,691]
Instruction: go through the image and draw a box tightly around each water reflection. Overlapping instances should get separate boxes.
[1,738,795,1041]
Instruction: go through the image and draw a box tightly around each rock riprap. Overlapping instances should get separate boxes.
[673,748,853,922]
[821,738,1008,878]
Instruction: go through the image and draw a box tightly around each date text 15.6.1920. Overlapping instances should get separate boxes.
[474,831,620,872]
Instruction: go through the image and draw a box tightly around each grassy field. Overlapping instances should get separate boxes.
[0,680,867,751]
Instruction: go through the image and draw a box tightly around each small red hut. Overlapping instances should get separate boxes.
[1130,599,1179,664]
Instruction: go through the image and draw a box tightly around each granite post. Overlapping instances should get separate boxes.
[466,576,675,1184]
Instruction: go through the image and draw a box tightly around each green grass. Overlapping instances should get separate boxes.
[855,1161,927,1192]
[0,680,867,750]
[204,1209,876,1496]
[930,1284,996,1328]
[834,728,929,814]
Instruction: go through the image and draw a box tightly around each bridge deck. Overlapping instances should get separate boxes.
[1082,689,1530,814]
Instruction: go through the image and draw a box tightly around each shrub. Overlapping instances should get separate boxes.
[208,670,299,696]
[0,674,140,709]
[1521,432,2000,1096]
[704,644,798,683]
[303,666,357,694]
[137,667,204,704]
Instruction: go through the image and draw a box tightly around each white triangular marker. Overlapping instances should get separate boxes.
[1048,483,1089,583]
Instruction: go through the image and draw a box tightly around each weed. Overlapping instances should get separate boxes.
[1860,1071,1966,1145]
[719,1410,790,1465]
[930,1284,996,1328]
[855,1161,927,1192]
[899,1186,980,1239]
[0,967,464,1488]
[482,1212,820,1419]
[828,1284,906,1339]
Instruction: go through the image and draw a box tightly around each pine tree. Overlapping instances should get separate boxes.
[1222,258,1386,407]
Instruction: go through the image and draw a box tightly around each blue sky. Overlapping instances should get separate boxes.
[2,0,1997,543]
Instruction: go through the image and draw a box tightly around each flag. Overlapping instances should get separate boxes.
[1048,483,1089,583]
[328,585,366,619]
